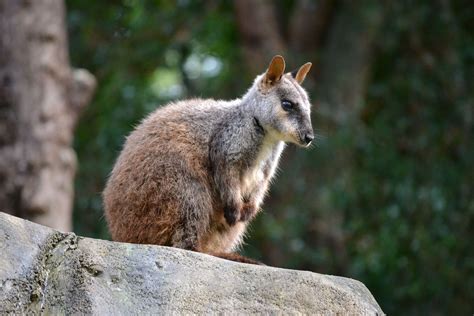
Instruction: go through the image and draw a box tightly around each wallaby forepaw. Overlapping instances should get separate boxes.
[224,204,240,226]
[240,202,257,222]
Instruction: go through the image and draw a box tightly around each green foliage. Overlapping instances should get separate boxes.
[67,1,473,314]
[348,3,474,313]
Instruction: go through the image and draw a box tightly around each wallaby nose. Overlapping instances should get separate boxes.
[304,133,314,145]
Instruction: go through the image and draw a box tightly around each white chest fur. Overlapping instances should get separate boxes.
[241,137,281,197]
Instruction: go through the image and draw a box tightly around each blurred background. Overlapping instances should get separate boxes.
[1,0,472,314]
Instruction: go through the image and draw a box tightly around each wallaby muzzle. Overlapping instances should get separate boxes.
[303,132,314,145]
[298,117,314,146]
[298,126,314,147]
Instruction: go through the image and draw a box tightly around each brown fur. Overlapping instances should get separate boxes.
[105,100,211,245]
[103,99,248,253]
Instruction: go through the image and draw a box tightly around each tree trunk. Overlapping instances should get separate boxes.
[315,1,383,125]
[0,0,96,231]
[288,0,335,55]
[233,0,286,74]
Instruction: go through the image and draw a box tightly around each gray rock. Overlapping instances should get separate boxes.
[0,212,383,314]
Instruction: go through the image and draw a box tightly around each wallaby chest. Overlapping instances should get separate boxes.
[240,137,276,198]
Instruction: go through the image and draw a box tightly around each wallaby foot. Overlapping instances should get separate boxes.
[210,252,265,265]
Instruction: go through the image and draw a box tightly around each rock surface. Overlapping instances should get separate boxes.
[0,212,383,314]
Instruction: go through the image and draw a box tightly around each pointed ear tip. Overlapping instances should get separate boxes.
[305,62,312,68]
[272,55,285,63]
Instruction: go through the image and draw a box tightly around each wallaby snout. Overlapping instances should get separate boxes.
[302,130,314,146]
[298,122,314,146]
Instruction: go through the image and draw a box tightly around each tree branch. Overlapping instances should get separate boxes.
[70,68,96,122]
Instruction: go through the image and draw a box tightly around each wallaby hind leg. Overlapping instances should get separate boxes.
[170,176,212,251]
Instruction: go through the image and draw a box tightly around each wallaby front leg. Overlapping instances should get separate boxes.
[224,202,241,226]
[215,167,243,226]
[240,182,269,222]
[240,149,283,222]
[240,201,257,222]
[209,119,255,226]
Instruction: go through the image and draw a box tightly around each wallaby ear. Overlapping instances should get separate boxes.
[290,62,312,84]
[264,55,286,85]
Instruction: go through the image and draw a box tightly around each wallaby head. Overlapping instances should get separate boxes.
[246,55,314,147]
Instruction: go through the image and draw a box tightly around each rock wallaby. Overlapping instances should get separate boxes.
[103,55,314,264]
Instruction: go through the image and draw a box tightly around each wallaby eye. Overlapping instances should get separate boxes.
[281,100,294,111]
